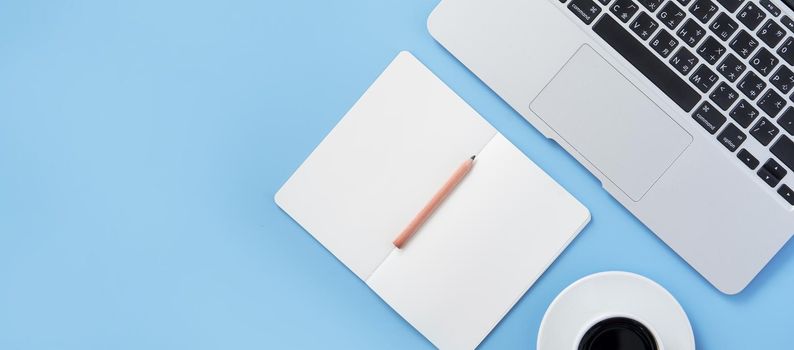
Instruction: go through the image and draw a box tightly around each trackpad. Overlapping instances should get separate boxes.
[530,45,692,201]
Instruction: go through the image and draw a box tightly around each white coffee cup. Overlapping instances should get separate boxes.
[573,313,664,350]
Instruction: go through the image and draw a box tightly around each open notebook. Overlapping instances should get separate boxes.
[275,52,590,349]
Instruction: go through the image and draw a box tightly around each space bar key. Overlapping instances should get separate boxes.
[592,15,700,112]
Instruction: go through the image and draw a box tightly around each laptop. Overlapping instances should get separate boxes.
[428,0,794,294]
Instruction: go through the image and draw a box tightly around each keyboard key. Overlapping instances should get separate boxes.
[771,135,794,171]
[738,148,760,169]
[697,36,727,63]
[730,30,759,58]
[692,101,727,133]
[770,66,794,94]
[678,19,707,47]
[757,89,786,117]
[670,47,699,74]
[737,71,766,99]
[630,12,660,40]
[598,0,612,5]
[730,99,759,127]
[777,37,794,65]
[737,3,767,30]
[778,184,794,205]
[751,117,780,145]
[782,15,794,31]
[717,123,747,151]
[749,47,779,76]
[757,20,786,48]
[763,158,788,179]
[690,64,720,92]
[710,82,739,109]
[593,16,701,111]
[709,13,739,41]
[657,2,686,29]
[611,0,640,22]
[760,0,781,17]
[778,107,794,134]
[716,0,743,12]
[650,29,679,57]
[637,0,664,12]
[568,0,602,24]
[758,167,781,186]
[716,53,745,81]
[690,0,719,23]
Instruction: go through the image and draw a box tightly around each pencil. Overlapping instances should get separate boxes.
[392,155,476,249]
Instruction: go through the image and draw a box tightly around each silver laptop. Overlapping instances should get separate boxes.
[429,0,794,294]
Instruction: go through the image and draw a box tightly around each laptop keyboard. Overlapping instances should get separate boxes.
[561,0,794,205]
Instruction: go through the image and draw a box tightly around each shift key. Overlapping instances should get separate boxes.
[771,135,794,171]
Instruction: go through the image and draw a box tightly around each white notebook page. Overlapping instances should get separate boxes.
[366,133,590,349]
[275,52,495,279]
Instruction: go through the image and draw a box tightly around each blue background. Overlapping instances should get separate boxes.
[1,0,792,348]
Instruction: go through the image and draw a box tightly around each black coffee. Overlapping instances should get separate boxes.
[578,317,658,350]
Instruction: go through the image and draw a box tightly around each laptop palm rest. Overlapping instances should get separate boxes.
[530,45,692,201]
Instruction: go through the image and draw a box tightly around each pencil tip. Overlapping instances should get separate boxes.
[470,155,476,160]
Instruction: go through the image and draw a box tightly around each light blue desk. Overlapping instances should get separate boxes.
[0,1,791,348]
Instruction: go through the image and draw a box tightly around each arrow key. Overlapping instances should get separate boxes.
[737,148,760,169]
[778,184,794,205]
[763,158,787,180]
[758,167,781,187]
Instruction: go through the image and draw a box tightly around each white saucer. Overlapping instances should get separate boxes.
[537,271,694,350]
